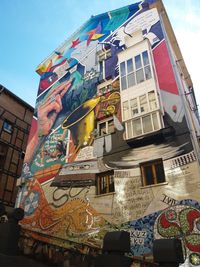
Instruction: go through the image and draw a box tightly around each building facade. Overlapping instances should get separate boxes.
[0,85,33,209]
[17,0,200,266]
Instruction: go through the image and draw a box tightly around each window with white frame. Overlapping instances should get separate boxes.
[125,112,161,139]
[122,91,162,139]
[122,90,158,120]
[120,50,152,90]
[97,118,115,136]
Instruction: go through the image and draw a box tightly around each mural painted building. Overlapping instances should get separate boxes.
[17,0,200,266]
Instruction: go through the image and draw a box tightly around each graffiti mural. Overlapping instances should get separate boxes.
[17,0,200,265]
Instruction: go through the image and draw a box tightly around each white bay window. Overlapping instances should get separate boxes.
[119,39,163,140]
[125,111,161,139]
[120,50,152,90]
[122,91,162,139]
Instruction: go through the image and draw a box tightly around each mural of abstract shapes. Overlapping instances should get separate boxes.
[104,6,130,32]
[24,190,40,216]
[124,200,200,258]
[157,208,180,237]
[39,59,70,92]
[155,205,200,264]
[86,22,104,46]
[127,212,161,256]
[189,253,200,266]
[20,179,107,247]
[97,91,120,120]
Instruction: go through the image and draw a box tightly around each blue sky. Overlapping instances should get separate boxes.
[0,0,199,108]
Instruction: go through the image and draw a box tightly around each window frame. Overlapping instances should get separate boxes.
[122,90,158,120]
[140,159,166,187]
[96,170,115,195]
[119,50,152,91]
[3,120,13,134]
[98,49,111,62]
[125,111,162,139]
[97,117,115,136]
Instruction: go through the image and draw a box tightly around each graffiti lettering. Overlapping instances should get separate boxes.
[130,230,147,246]
[161,194,177,206]
[114,170,131,178]
[130,230,147,238]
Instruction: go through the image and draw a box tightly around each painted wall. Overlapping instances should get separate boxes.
[17,0,200,265]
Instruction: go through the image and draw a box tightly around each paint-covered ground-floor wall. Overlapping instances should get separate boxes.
[16,151,200,266]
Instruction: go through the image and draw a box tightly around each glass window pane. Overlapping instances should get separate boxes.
[120,61,126,76]
[155,162,165,183]
[121,76,127,90]
[143,165,154,185]
[127,73,135,88]
[135,55,142,69]
[132,118,142,136]
[143,115,153,133]
[139,95,148,113]
[99,122,107,135]
[126,121,132,139]
[130,98,138,116]
[109,175,115,192]
[123,101,129,120]
[144,65,152,80]
[127,58,133,73]
[100,176,107,194]
[136,69,144,84]
[148,91,157,110]
[142,51,149,66]
[3,121,13,134]
[152,112,160,130]
[108,119,114,133]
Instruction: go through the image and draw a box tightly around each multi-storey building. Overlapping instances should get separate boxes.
[16,0,200,266]
[0,85,33,209]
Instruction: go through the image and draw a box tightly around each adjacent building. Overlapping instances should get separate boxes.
[0,85,33,209]
[16,0,200,266]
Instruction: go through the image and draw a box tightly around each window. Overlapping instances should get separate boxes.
[125,111,161,139]
[96,171,115,195]
[98,84,112,96]
[120,62,127,90]
[122,91,158,120]
[98,49,111,62]
[3,120,13,134]
[140,159,165,186]
[148,91,157,110]
[139,95,148,113]
[142,51,152,80]
[135,54,144,83]
[122,90,162,139]
[123,101,129,120]
[119,50,152,91]
[98,48,111,81]
[98,118,115,136]
[130,98,138,116]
